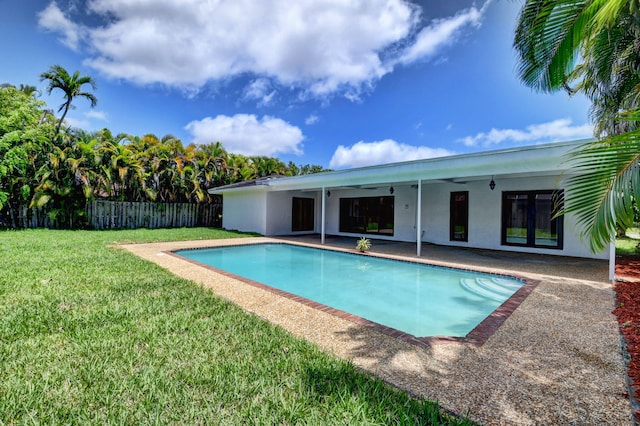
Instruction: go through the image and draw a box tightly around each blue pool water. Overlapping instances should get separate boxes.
[175,244,524,337]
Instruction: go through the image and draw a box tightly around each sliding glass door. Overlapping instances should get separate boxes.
[502,190,563,249]
[339,196,394,235]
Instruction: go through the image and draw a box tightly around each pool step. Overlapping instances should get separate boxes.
[460,277,523,302]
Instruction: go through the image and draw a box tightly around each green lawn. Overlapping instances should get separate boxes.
[617,237,640,255]
[0,228,469,425]
[617,226,640,255]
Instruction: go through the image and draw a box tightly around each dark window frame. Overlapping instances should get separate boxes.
[501,190,564,249]
[291,197,315,232]
[339,196,394,236]
[450,191,469,242]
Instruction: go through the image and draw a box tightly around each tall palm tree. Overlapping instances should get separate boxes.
[514,0,640,252]
[40,65,97,138]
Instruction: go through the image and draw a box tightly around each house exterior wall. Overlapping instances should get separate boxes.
[421,176,607,259]
[265,191,320,235]
[220,175,606,260]
[324,185,418,242]
[221,190,268,234]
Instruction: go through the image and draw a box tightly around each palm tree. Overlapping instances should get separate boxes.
[18,84,39,98]
[250,156,287,178]
[514,0,640,252]
[40,65,97,138]
[31,141,92,228]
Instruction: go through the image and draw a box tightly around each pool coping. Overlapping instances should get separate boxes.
[165,240,540,348]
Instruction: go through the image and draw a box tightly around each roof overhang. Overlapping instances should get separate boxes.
[209,139,591,195]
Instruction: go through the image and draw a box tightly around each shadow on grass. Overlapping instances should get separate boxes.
[320,323,478,425]
[302,359,473,425]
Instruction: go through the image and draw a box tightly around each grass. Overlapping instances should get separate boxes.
[617,237,640,256]
[0,228,470,425]
[617,226,640,256]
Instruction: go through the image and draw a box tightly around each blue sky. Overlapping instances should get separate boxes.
[1,0,593,169]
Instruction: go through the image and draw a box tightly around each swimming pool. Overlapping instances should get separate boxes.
[174,243,526,338]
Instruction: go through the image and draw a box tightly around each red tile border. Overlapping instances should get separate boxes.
[166,242,540,348]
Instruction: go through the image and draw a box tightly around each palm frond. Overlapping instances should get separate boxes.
[514,0,592,92]
[563,112,640,252]
[592,0,628,29]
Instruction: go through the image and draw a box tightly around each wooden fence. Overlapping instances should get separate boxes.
[10,205,55,229]
[8,200,222,230]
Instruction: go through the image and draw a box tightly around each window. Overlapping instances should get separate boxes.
[292,197,314,231]
[501,190,563,249]
[339,196,394,235]
[450,191,468,242]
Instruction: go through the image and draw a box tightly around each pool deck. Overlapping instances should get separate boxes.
[121,236,630,425]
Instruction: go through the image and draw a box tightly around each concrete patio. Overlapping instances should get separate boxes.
[281,234,611,282]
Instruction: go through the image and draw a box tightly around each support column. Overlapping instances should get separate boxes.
[609,240,616,281]
[321,186,326,245]
[608,196,616,281]
[416,180,422,257]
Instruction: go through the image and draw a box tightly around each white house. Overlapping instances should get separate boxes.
[209,140,610,264]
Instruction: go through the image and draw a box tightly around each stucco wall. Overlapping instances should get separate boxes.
[266,191,319,235]
[421,176,607,259]
[324,185,418,242]
[221,191,267,234]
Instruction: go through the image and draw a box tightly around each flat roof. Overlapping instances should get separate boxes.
[209,139,592,194]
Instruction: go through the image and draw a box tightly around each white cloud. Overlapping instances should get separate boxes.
[243,78,276,106]
[37,0,492,100]
[329,139,454,169]
[397,1,490,65]
[85,110,108,121]
[305,114,319,125]
[64,116,89,129]
[185,114,304,156]
[61,110,107,130]
[459,118,594,147]
[37,2,82,50]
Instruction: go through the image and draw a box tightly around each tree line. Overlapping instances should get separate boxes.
[0,68,327,229]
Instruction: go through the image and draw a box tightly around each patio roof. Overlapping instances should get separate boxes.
[209,139,592,194]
